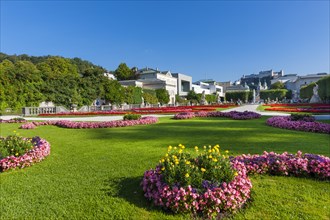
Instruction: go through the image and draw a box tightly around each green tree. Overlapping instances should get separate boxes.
[270,81,285,89]
[186,90,198,102]
[114,63,134,80]
[155,88,170,105]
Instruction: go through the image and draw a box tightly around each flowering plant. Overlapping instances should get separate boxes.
[0,136,50,172]
[142,145,252,218]
[0,132,34,159]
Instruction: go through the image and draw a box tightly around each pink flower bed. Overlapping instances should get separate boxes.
[20,117,158,129]
[233,151,330,180]
[0,118,27,123]
[266,116,330,134]
[142,160,252,218]
[0,137,50,172]
[173,111,261,120]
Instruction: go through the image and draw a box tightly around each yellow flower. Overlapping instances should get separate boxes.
[201,168,206,172]
[161,159,165,163]
[185,161,191,165]
[161,167,165,171]
[185,173,190,178]
[203,146,206,149]
[208,155,212,159]
[174,147,177,150]
[165,153,169,157]
[208,149,212,153]
[213,158,218,162]
[13,130,16,133]
[225,150,229,154]
[15,153,19,156]
[194,146,199,151]
[234,172,238,176]
[178,149,183,154]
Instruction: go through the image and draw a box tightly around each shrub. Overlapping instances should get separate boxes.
[290,113,315,122]
[123,114,141,120]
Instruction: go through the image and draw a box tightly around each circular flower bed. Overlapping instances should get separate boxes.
[142,145,252,218]
[0,135,50,172]
[266,116,330,134]
[19,116,158,129]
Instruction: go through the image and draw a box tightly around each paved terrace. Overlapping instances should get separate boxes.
[1,105,329,121]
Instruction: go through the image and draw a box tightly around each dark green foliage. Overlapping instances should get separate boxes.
[317,76,330,102]
[225,91,250,102]
[123,114,141,120]
[186,90,199,103]
[155,88,170,104]
[124,86,142,104]
[300,76,330,102]
[114,63,135,80]
[290,113,313,121]
[260,89,288,101]
[300,83,315,99]
[270,81,285,89]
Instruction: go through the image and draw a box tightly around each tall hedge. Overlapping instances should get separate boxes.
[300,83,315,99]
[300,76,330,102]
[142,89,158,104]
[316,76,330,102]
[225,91,250,102]
[260,89,288,101]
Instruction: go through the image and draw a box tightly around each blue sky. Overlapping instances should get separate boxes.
[1,1,329,82]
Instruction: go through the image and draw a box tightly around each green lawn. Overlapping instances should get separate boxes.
[1,117,329,219]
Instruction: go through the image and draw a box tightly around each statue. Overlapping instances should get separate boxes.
[216,93,222,104]
[310,83,322,103]
[200,91,207,105]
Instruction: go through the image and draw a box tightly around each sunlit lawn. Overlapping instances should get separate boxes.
[0,116,329,219]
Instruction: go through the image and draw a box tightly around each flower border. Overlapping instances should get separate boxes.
[174,111,261,120]
[20,116,158,129]
[0,137,51,172]
[266,116,330,134]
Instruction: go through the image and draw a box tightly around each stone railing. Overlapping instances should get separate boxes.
[22,106,69,116]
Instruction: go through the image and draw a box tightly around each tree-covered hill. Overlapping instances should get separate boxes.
[0,53,124,110]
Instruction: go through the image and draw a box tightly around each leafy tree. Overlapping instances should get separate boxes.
[114,63,134,80]
[270,81,285,89]
[100,78,124,105]
[155,88,170,104]
[142,89,158,104]
[186,90,198,102]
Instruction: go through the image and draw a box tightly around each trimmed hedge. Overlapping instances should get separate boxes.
[225,91,251,102]
[260,89,288,101]
[300,76,330,101]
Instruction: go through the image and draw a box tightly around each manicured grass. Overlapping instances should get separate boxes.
[1,116,329,219]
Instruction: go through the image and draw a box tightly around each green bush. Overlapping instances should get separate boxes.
[123,114,141,121]
[290,113,313,121]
